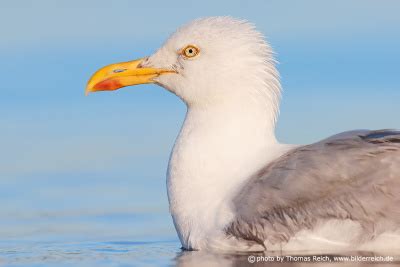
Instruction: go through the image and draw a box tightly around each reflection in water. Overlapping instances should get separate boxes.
[175,250,400,267]
[1,239,399,266]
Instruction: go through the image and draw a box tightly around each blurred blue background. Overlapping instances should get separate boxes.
[0,0,399,265]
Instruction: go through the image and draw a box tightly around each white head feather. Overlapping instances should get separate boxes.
[143,16,281,124]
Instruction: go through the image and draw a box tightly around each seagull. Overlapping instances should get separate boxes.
[86,17,400,252]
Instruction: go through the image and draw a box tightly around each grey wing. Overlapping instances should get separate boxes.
[226,129,400,246]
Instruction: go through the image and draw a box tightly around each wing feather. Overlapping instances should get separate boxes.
[226,130,400,247]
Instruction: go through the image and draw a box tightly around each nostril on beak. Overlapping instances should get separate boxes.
[113,68,127,73]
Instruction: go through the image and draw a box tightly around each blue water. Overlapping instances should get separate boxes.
[0,170,180,266]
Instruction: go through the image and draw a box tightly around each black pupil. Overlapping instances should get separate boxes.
[188,49,193,54]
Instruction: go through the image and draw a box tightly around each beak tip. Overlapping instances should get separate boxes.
[85,87,91,96]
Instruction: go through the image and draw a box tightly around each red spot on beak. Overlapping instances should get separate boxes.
[93,79,123,91]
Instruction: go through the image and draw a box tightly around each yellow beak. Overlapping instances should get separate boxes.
[85,58,175,95]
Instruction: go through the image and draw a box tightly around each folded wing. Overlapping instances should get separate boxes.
[226,130,400,247]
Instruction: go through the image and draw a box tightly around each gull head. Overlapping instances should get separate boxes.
[86,17,280,107]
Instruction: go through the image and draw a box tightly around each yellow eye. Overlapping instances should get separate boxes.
[182,45,199,58]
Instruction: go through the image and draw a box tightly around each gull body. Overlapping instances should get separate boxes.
[86,17,400,252]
